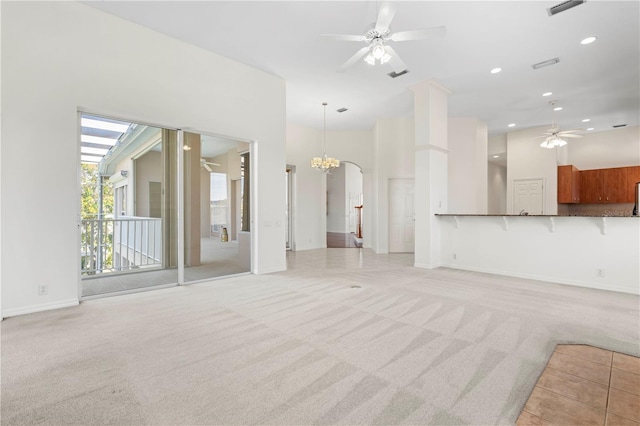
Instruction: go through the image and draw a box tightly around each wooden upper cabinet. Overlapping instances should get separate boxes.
[580,169,603,203]
[603,167,628,203]
[627,166,640,203]
[577,166,638,204]
[558,165,580,203]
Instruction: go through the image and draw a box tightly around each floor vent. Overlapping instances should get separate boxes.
[388,69,409,78]
[547,0,586,16]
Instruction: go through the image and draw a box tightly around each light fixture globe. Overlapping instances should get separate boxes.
[371,39,386,59]
[311,103,340,173]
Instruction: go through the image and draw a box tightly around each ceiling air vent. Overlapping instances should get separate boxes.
[388,70,409,78]
[336,108,348,113]
[613,124,627,128]
[532,57,560,70]
[547,0,586,16]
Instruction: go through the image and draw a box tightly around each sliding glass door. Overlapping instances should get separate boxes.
[79,114,178,296]
[181,132,251,283]
[80,115,252,297]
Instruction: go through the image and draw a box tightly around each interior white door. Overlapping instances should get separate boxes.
[513,179,544,214]
[389,178,415,253]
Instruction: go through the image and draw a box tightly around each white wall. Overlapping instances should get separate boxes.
[568,126,640,170]
[345,162,363,233]
[286,124,372,250]
[372,117,415,253]
[134,151,162,218]
[326,165,346,233]
[286,124,327,251]
[439,215,640,295]
[488,162,507,214]
[326,162,363,234]
[506,126,560,215]
[448,118,488,214]
[200,169,211,238]
[1,1,286,316]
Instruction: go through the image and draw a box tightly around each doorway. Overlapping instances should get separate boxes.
[513,178,544,215]
[326,162,363,248]
[389,178,415,253]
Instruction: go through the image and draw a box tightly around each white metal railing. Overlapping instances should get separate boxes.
[81,216,162,276]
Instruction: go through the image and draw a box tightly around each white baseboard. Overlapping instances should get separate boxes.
[440,263,639,295]
[3,298,79,318]
[414,262,437,269]
[254,265,286,275]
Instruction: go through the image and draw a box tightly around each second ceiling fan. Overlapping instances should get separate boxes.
[321,3,445,73]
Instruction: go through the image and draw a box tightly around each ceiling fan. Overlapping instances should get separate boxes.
[321,3,445,73]
[539,101,584,149]
[200,158,220,172]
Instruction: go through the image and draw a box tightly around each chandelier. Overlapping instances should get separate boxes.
[311,102,340,173]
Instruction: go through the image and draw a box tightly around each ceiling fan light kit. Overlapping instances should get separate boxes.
[538,100,584,149]
[322,2,445,73]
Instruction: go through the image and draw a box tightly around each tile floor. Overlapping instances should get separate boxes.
[517,344,640,425]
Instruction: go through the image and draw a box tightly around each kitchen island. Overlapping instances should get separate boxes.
[436,214,639,295]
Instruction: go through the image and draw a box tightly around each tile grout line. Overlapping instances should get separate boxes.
[545,364,611,388]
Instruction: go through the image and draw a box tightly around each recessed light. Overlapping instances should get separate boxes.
[582,118,591,122]
[490,67,502,74]
[581,36,597,45]
[553,106,563,111]
[542,92,553,97]
[493,155,500,158]
[508,123,516,128]
[587,128,595,131]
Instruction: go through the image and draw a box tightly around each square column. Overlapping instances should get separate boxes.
[411,80,451,268]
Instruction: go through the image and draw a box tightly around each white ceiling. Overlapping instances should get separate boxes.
[84,1,639,137]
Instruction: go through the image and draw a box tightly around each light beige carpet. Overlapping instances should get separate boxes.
[2,248,639,425]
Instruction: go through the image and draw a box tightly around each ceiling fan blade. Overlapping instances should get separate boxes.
[320,34,366,42]
[337,46,370,73]
[385,45,407,73]
[560,134,583,138]
[203,163,213,172]
[390,26,446,42]
[375,2,396,32]
[558,129,582,134]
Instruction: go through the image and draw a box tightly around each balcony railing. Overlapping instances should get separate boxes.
[81,216,162,276]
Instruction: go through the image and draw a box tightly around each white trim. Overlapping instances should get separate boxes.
[438,263,639,296]
[3,299,80,318]
[177,129,185,285]
[414,262,438,269]
[251,141,257,274]
[254,265,287,275]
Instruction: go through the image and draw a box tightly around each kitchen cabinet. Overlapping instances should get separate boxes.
[558,165,581,203]
[627,166,640,203]
[579,167,629,203]
[604,167,628,203]
[580,169,602,203]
